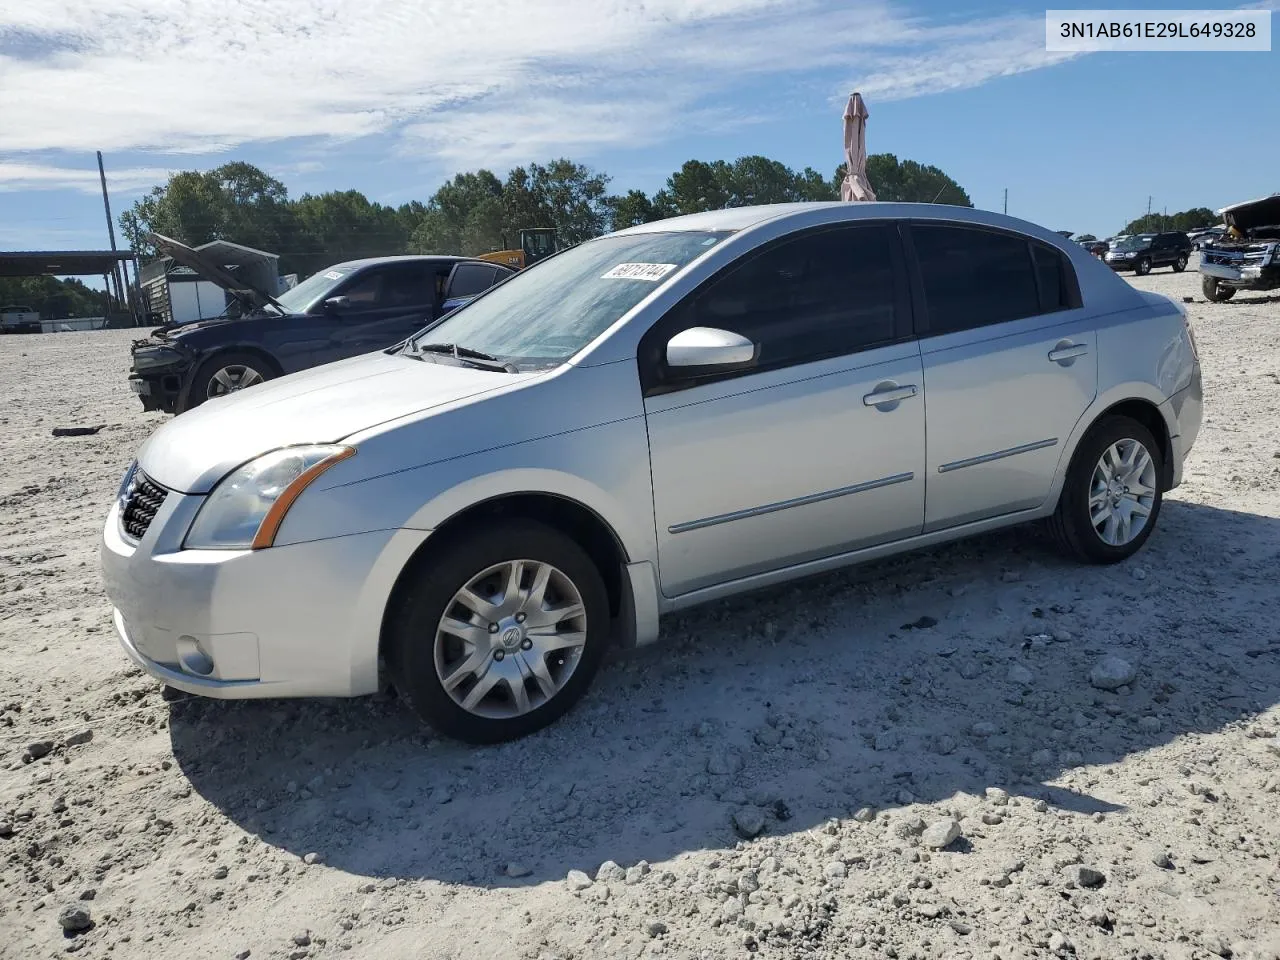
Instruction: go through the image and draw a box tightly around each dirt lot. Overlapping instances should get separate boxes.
[2,264,1279,960]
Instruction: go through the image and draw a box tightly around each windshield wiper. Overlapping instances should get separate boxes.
[411,341,518,373]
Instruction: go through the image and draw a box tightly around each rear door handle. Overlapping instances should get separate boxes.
[863,383,918,407]
[1048,342,1089,364]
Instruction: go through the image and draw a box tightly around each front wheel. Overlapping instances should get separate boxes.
[1202,276,1236,302]
[386,520,610,743]
[183,351,274,413]
[1134,257,1152,276]
[1049,416,1164,565]
[1172,254,1188,273]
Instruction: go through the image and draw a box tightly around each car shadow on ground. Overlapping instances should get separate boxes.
[169,499,1280,887]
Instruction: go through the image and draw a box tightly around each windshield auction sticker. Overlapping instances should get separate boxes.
[1046,9,1271,50]
[602,263,679,281]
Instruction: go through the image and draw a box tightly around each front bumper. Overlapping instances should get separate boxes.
[129,363,190,413]
[101,490,430,700]
[1198,262,1280,289]
[1105,258,1136,271]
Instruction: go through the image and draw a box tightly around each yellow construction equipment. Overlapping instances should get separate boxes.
[476,228,558,270]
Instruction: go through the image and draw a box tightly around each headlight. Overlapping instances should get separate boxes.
[116,459,139,507]
[184,445,355,550]
[132,346,184,370]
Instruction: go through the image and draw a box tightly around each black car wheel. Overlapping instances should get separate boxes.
[1048,415,1164,565]
[1134,257,1152,276]
[1202,276,1236,302]
[1172,254,1188,273]
[386,520,610,744]
[183,351,275,413]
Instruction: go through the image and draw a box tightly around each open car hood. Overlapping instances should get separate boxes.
[1218,195,1280,235]
[149,232,285,313]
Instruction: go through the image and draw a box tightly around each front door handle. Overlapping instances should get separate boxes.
[863,383,918,407]
[1048,341,1089,364]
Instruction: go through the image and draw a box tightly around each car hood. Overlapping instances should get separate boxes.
[136,351,539,493]
[1218,195,1280,235]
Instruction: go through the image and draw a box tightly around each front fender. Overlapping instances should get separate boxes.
[273,414,658,567]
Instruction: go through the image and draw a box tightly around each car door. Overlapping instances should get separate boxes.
[440,262,508,314]
[1150,234,1172,267]
[905,223,1098,532]
[313,262,437,363]
[641,223,926,598]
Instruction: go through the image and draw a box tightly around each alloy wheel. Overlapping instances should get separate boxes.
[1089,438,1157,546]
[207,364,264,399]
[433,559,588,719]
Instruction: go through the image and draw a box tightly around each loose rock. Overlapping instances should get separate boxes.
[732,807,765,839]
[565,870,593,892]
[1089,655,1137,691]
[921,819,961,850]
[57,904,92,933]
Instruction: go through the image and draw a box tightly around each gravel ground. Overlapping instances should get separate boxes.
[2,264,1279,960]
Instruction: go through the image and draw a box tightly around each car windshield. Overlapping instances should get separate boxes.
[413,231,729,364]
[1113,236,1153,252]
[272,266,354,314]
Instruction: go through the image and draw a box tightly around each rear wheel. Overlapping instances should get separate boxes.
[183,351,275,413]
[1172,254,1188,273]
[1134,257,1152,276]
[386,520,610,744]
[1048,416,1163,565]
[1202,276,1236,302]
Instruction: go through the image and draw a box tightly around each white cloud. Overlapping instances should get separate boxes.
[0,1,1081,170]
[0,161,172,194]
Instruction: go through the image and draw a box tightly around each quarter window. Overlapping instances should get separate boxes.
[911,225,1042,334]
[1032,244,1069,313]
[446,263,501,299]
[656,224,900,379]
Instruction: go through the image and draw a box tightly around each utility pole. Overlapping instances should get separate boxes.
[97,151,126,316]
[1003,188,1008,215]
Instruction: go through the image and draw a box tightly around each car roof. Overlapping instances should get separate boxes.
[327,254,496,271]
[611,201,1079,247]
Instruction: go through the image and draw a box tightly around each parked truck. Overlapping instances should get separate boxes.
[0,305,41,334]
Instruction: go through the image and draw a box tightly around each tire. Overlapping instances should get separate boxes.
[182,351,274,413]
[386,520,610,744]
[1048,415,1164,565]
[1172,254,1188,273]
[1134,257,1152,276]
[1202,276,1236,302]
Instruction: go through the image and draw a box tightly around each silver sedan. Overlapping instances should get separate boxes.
[102,202,1203,743]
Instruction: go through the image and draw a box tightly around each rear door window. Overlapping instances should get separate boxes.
[910,225,1042,334]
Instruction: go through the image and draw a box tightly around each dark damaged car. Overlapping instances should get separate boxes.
[1199,194,1280,302]
[129,235,514,413]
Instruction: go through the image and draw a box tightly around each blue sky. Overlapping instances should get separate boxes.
[0,0,1276,262]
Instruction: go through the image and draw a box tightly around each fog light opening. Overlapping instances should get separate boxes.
[176,635,215,677]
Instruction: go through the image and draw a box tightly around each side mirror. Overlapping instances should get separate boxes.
[322,295,350,311]
[666,326,757,370]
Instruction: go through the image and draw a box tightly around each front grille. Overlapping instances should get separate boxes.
[121,472,168,541]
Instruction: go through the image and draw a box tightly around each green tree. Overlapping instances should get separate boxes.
[0,276,108,319]
[292,191,409,277]
[120,162,300,271]
[1120,207,1218,235]
[608,190,660,231]
[835,154,973,207]
[654,160,732,215]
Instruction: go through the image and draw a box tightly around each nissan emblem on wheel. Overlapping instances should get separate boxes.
[102,202,1202,743]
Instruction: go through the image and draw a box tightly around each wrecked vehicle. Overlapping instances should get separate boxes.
[1199,195,1280,302]
[129,234,514,414]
